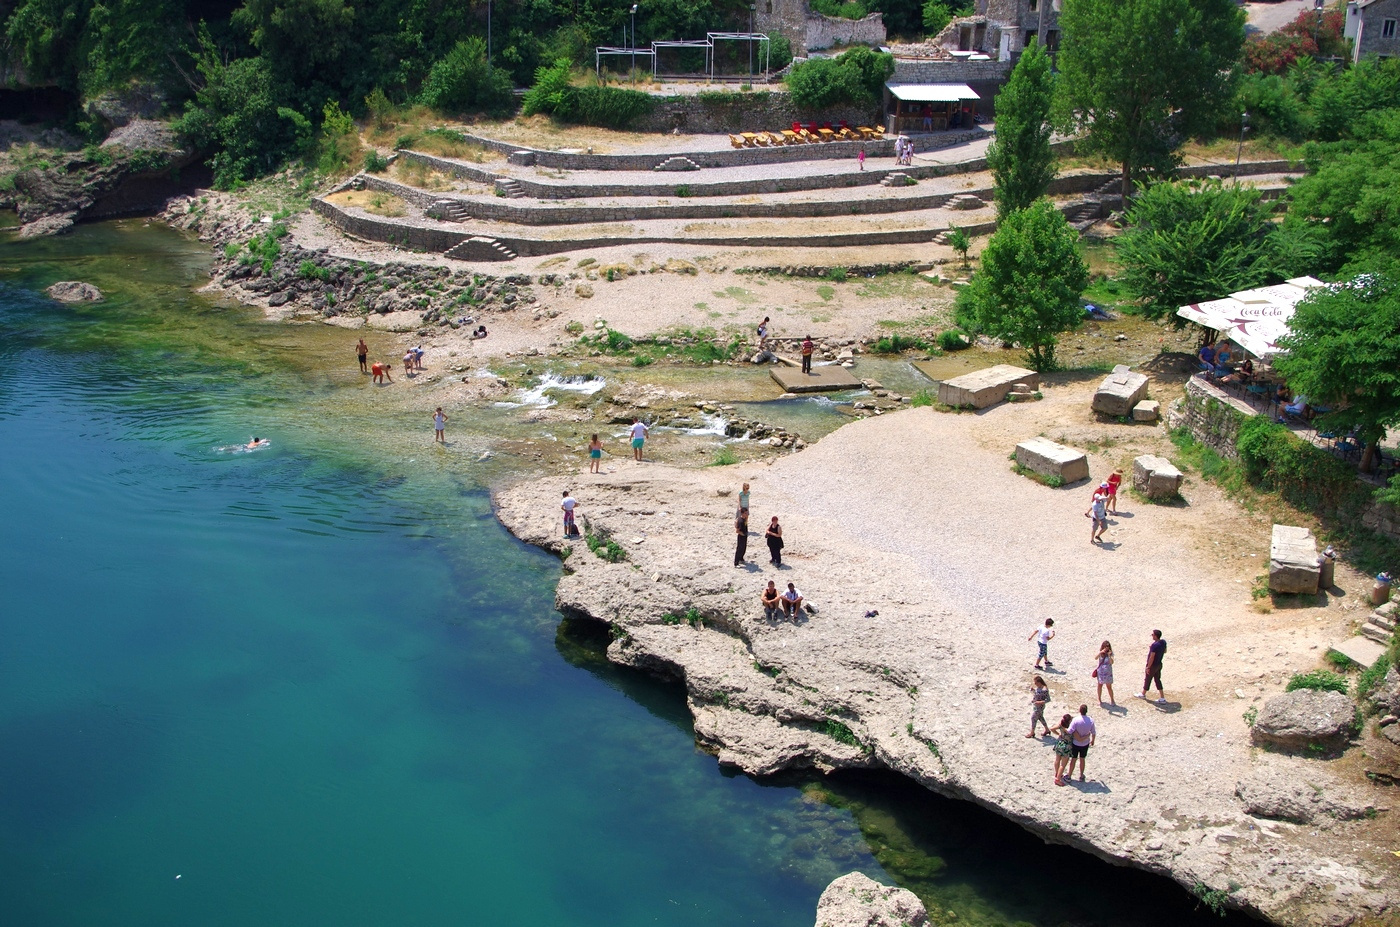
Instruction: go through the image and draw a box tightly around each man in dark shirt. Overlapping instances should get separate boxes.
[1137,629,1167,704]
[734,507,749,567]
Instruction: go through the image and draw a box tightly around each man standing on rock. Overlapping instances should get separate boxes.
[1066,704,1096,784]
[629,418,649,461]
[734,507,749,566]
[801,335,814,374]
[1136,630,1167,705]
[561,490,579,539]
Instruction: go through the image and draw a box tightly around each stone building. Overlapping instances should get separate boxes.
[1345,0,1400,62]
[755,0,888,55]
[928,0,1062,59]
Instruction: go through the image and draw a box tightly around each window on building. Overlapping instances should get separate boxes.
[1025,30,1035,45]
[1029,0,1038,11]
[1045,29,1060,51]
[1383,18,1397,38]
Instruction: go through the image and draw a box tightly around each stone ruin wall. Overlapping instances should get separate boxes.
[805,12,887,51]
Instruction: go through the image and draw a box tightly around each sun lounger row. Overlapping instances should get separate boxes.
[728,123,885,147]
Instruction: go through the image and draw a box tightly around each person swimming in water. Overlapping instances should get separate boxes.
[246,437,269,450]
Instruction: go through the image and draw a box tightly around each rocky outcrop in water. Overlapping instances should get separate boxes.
[814,873,926,927]
[45,281,104,303]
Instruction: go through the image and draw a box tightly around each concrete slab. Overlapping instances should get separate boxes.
[1332,637,1388,670]
[1270,524,1321,595]
[938,364,1039,409]
[770,364,863,393]
[1015,437,1090,484]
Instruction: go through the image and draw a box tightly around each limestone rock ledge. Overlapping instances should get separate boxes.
[815,872,927,927]
[494,431,1395,927]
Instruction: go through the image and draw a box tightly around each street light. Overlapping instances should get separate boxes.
[631,4,638,84]
[749,4,756,78]
[1315,0,1325,57]
[1235,111,1249,172]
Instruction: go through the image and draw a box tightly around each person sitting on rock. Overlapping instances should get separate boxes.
[780,582,803,619]
[472,325,488,339]
[760,581,781,621]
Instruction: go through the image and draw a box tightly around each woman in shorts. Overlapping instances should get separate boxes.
[588,434,603,474]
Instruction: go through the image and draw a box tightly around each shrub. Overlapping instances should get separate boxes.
[786,47,893,109]
[1236,417,1372,518]
[298,260,329,281]
[937,328,970,351]
[871,334,924,354]
[910,389,935,407]
[767,32,794,71]
[315,101,360,174]
[523,59,656,129]
[419,38,515,116]
[1358,653,1393,703]
[709,446,739,466]
[363,150,389,173]
[1285,670,1349,695]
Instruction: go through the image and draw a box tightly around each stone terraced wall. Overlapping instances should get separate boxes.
[310,198,470,253]
[628,93,882,135]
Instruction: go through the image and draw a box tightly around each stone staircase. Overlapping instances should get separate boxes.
[652,156,700,172]
[494,179,526,198]
[1363,601,1397,645]
[426,199,470,222]
[444,236,518,262]
[880,172,914,187]
[1063,199,1104,230]
[947,193,984,211]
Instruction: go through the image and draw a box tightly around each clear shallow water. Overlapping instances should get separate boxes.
[0,221,1259,927]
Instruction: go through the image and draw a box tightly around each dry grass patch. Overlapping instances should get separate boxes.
[325,189,409,217]
[393,159,458,192]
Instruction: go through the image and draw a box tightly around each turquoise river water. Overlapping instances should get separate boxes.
[0,220,1259,927]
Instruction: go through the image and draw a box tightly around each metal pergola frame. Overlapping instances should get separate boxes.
[595,45,657,79]
[596,32,771,81]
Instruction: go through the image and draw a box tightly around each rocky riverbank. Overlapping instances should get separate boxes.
[495,387,1399,927]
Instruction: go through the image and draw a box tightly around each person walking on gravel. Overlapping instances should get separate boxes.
[1029,618,1055,669]
[1067,704,1096,783]
[1105,470,1123,514]
[734,507,749,567]
[1136,630,1167,704]
[629,418,649,461]
[1086,490,1108,544]
[1094,640,1116,706]
[1027,675,1051,738]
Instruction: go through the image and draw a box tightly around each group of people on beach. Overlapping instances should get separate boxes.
[357,337,411,384]
[1028,622,1169,786]
[580,419,650,471]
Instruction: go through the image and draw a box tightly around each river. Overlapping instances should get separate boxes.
[0,219,1258,927]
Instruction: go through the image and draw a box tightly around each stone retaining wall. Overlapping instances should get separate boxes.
[1173,376,1253,459]
[806,12,887,50]
[630,93,882,135]
[310,198,470,253]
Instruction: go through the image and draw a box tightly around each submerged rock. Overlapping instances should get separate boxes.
[814,872,926,927]
[45,281,104,303]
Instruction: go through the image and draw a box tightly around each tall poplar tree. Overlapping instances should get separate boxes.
[985,38,1056,218]
[1056,0,1244,197]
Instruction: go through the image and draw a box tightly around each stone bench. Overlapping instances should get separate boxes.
[1132,454,1183,500]
[938,364,1038,410]
[1270,524,1321,595]
[1092,365,1150,417]
[1015,437,1089,484]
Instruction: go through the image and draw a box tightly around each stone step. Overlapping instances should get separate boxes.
[880,172,913,187]
[495,179,526,199]
[426,199,471,222]
[1331,636,1388,669]
[1361,621,1394,645]
[443,236,518,262]
[1372,610,1397,631]
[653,156,700,172]
[947,193,984,211]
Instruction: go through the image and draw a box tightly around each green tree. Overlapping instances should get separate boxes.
[921,0,951,37]
[946,227,970,266]
[961,200,1088,370]
[1056,0,1244,197]
[1274,275,1400,472]
[985,38,1055,218]
[1285,109,1400,278]
[174,27,313,187]
[786,46,894,109]
[418,37,514,115]
[1115,179,1281,322]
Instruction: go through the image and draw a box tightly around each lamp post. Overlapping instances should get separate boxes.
[1235,111,1249,173]
[1315,0,1324,57]
[749,4,756,78]
[631,4,638,83]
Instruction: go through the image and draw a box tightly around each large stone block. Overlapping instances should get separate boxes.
[1015,437,1089,484]
[1092,365,1150,416]
[1131,455,1182,500]
[1132,399,1160,422]
[1250,690,1356,750]
[937,364,1038,410]
[1270,524,1321,595]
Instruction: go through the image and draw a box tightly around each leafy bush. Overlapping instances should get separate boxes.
[523,59,656,129]
[363,150,390,173]
[1236,417,1372,518]
[910,389,935,407]
[1358,653,1393,704]
[315,100,360,174]
[810,0,869,19]
[419,38,515,116]
[871,334,924,353]
[1285,670,1349,695]
[709,446,739,466]
[766,32,793,72]
[298,260,329,281]
[364,87,395,129]
[786,47,893,109]
[937,328,970,351]
[241,224,288,273]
